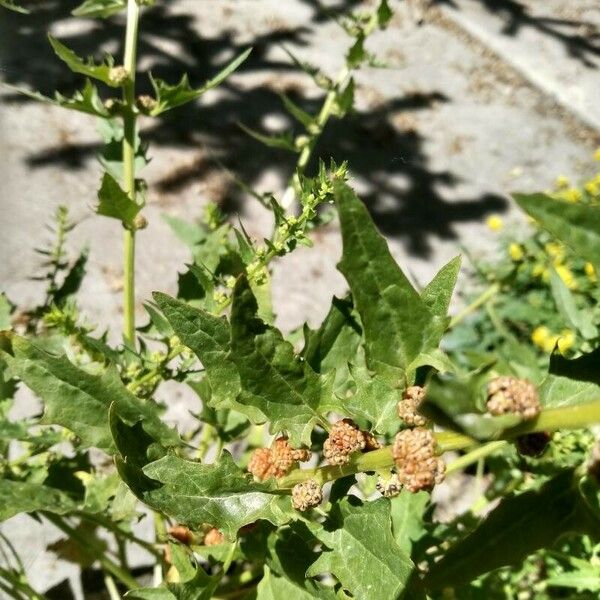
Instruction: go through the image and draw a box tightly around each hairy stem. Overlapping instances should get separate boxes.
[122,0,141,345]
[448,283,499,329]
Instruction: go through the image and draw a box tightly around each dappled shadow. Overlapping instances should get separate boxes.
[436,0,600,67]
[1,0,508,258]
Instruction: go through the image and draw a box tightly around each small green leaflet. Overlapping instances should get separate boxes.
[0,480,77,522]
[72,0,126,18]
[96,172,141,226]
[148,48,252,115]
[2,336,179,451]
[5,79,110,118]
[424,469,600,589]
[307,497,414,599]
[390,490,429,555]
[48,35,118,87]
[238,123,298,152]
[514,193,600,272]
[111,413,294,540]
[335,182,457,384]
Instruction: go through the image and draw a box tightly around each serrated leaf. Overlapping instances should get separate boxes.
[424,470,600,590]
[48,35,117,87]
[0,0,28,13]
[152,293,243,413]
[279,93,314,129]
[5,79,109,117]
[111,413,294,540]
[238,123,298,152]
[0,480,77,522]
[549,267,597,339]
[390,490,429,555]
[96,172,141,226]
[342,364,398,434]
[228,277,332,445]
[2,336,178,451]
[335,182,439,384]
[72,0,126,18]
[53,249,88,305]
[421,255,461,319]
[307,497,414,599]
[514,193,600,272]
[149,48,252,115]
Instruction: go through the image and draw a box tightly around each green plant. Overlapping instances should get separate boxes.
[1,1,600,599]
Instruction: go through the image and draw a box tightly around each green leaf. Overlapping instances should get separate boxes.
[96,172,141,226]
[334,77,354,117]
[0,0,29,13]
[546,570,600,593]
[72,0,126,18]
[421,256,461,319]
[377,0,393,28]
[346,34,366,68]
[549,267,597,339]
[152,293,243,414]
[5,79,109,117]
[228,277,332,445]
[390,490,429,555]
[514,193,600,272]
[0,293,13,331]
[424,470,600,590]
[279,94,314,129]
[53,249,88,306]
[238,123,298,152]
[2,336,178,451]
[334,181,439,383]
[307,497,414,599]
[342,364,399,434]
[111,413,294,540]
[48,35,117,87]
[257,566,337,600]
[0,480,77,522]
[149,48,252,115]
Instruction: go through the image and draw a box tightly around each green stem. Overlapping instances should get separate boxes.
[0,568,46,600]
[43,514,139,590]
[278,400,600,488]
[122,0,141,345]
[282,65,349,209]
[448,283,499,329]
[104,574,122,600]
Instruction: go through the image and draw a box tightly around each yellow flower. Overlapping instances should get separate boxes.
[531,326,550,349]
[544,333,560,354]
[486,215,503,232]
[562,188,582,203]
[585,262,596,282]
[544,242,564,264]
[584,181,599,196]
[557,330,575,355]
[555,175,570,189]
[556,264,577,289]
[594,148,600,161]
[508,243,524,261]
[532,263,545,277]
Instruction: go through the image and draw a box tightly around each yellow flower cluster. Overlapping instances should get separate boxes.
[486,215,503,232]
[531,326,575,355]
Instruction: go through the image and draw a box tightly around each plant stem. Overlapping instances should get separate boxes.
[43,513,139,590]
[122,0,141,345]
[0,568,46,600]
[278,400,600,488]
[448,283,499,329]
[282,65,350,210]
[104,574,122,600]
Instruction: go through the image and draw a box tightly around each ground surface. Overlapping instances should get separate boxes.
[0,0,599,597]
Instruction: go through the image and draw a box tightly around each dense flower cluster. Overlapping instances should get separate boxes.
[397,385,427,427]
[323,419,378,466]
[392,427,445,492]
[376,473,402,498]
[291,479,323,511]
[247,437,311,480]
[486,376,540,420]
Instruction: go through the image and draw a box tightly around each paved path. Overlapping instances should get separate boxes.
[0,0,598,596]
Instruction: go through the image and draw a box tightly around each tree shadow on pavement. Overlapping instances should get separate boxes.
[1,0,507,260]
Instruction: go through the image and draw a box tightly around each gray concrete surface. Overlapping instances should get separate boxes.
[0,0,599,597]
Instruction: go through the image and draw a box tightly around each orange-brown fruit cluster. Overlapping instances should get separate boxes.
[247,437,311,481]
[204,527,225,546]
[486,376,540,420]
[392,427,445,492]
[323,419,378,466]
[168,524,195,545]
[291,479,323,511]
[397,385,427,427]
